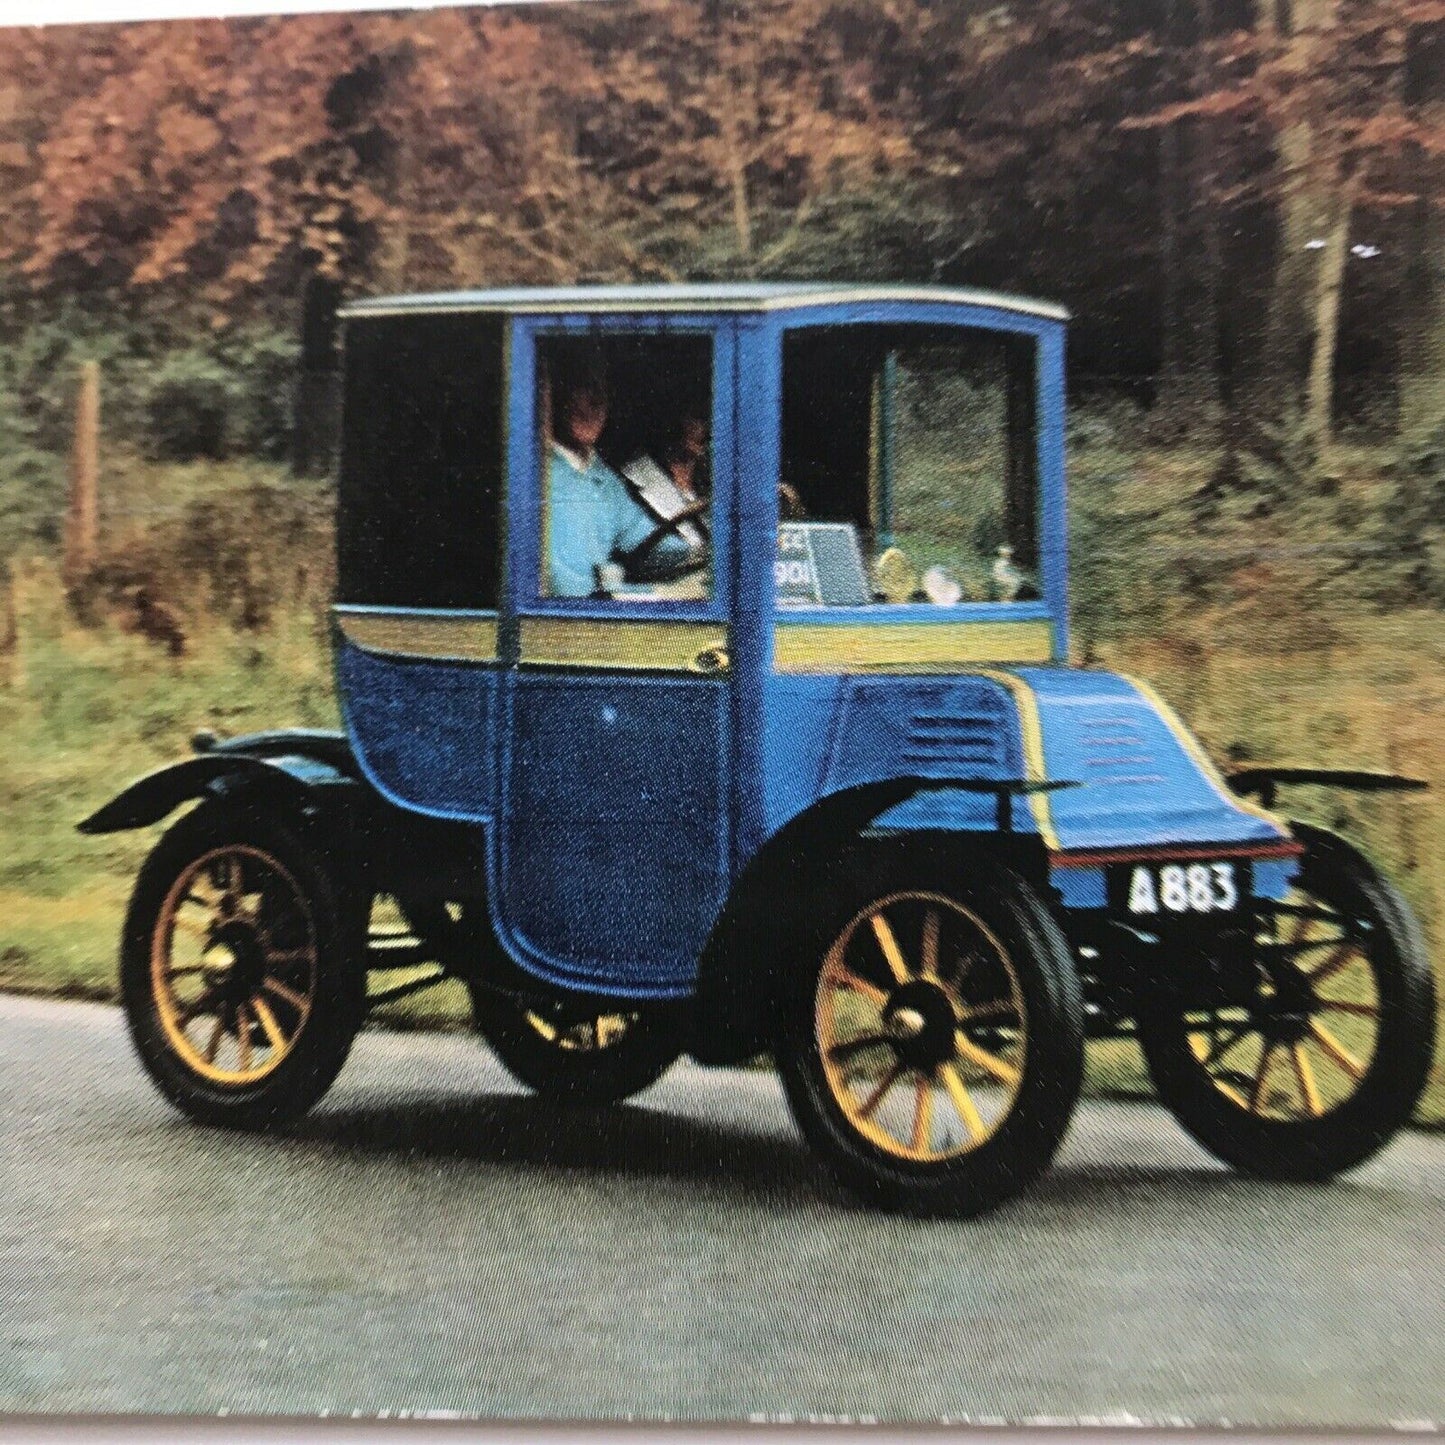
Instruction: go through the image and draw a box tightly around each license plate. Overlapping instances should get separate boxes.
[1107,859,1248,919]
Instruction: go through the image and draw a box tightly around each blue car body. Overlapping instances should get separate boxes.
[314,283,1297,1002]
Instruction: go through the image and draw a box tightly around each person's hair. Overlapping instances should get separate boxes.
[661,400,707,453]
[548,339,609,403]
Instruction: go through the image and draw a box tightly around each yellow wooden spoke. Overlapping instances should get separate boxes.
[921,908,940,979]
[831,966,888,1010]
[953,1030,1021,1087]
[1211,1076,1250,1109]
[526,1012,560,1042]
[951,948,981,983]
[1190,1024,1252,1070]
[175,987,223,1028]
[818,891,1025,1164]
[1306,943,1360,987]
[236,1005,254,1072]
[911,1075,935,1153]
[1310,1020,1365,1080]
[1314,997,1378,1018]
[869,912,912,985]
[595,1015,627,1049]
[262,975,309,1012]
[204,1016,226,1065]
[154,844,319,1086]
[250,995,289,1053]
[953,998,1015,1025]
[856,1061,905,1120]
[1248,1042,1277,1114]
[264,948,315,970]
[939,1063,985,1140]
[1291,1043,1323,1117]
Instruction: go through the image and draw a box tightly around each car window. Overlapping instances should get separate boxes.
[780,324,1039,606]
[538,333,714,603]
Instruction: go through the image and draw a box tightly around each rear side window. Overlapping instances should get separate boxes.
[337,313,505,609]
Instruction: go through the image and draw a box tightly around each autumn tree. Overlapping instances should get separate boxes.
[550,0,948,278]
[0,0,1437,472]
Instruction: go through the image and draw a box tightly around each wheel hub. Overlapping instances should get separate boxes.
[209,920,267,1001]
[884,980,957,1071]
[1251,968,1317,1044]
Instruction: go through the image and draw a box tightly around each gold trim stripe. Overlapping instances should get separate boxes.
[773,620,1053,673]
[519,617,726,671]
[336,609,500,662]
[968,666,1061,850]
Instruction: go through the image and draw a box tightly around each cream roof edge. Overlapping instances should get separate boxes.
[339,282,1070,323]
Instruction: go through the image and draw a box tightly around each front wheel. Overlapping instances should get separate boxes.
[120,802,365,1130]
[1137,824,1436,1179]
[777,854,1084,1217]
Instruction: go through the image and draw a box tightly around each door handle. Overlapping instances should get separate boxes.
[689,644,730,676]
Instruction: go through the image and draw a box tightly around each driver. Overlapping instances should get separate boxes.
[545,357,695,598]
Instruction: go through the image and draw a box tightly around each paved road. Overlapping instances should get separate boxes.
[3,993,1444,1426]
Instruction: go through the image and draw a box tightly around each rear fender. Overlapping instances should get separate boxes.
[689,780,1050,1066]
[77,749,358,836]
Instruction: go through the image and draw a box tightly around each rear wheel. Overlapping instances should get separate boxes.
[1137,824,1436,1179]
[476,996,680,1105]
[120,802,365,1130]
[778,852,1084,1217]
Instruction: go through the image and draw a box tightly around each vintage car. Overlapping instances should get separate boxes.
[81,283,1436,1216]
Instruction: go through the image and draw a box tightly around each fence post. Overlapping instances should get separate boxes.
[0,563,17,690]
[64,359,100,584]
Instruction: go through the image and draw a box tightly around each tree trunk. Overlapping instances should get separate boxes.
[1400,19,1445,442]
[720,103,753,261]
[1156,115,1184,416]
[1400,171,1445,442]
[1156,0,1223,437]
[1303,171,1356,451]
[1257,0,1344,434]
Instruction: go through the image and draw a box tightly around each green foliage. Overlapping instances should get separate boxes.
[65,467,332,638]
[0,388,63,559]
[218,327,300,462]
[143,351,233,461]
[1372,420,1445,608]
[140,329,301,463]
[0,290,300,493]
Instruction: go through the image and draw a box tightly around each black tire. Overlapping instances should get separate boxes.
[476,996,680,1105]
[777,850,1085,1218]
[120,801,366,1130]
[1137,824,1437,1180]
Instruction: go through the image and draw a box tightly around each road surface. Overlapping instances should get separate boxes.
[2,993,1443,1425]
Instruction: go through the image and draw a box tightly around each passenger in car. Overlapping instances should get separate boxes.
[545,360,693,597]
[619,408,710,573]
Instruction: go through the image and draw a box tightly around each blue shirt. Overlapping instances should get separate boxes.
[546,444,691,597]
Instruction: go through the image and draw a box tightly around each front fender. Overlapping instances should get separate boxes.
[77,746,357,835]
[689,780,1053,1067]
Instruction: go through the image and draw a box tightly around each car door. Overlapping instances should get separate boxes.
[496,314,735,996]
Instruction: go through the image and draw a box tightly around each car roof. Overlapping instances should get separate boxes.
[339,281,1069,323]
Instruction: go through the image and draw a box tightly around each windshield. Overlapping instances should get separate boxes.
[779,324,1039,607]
